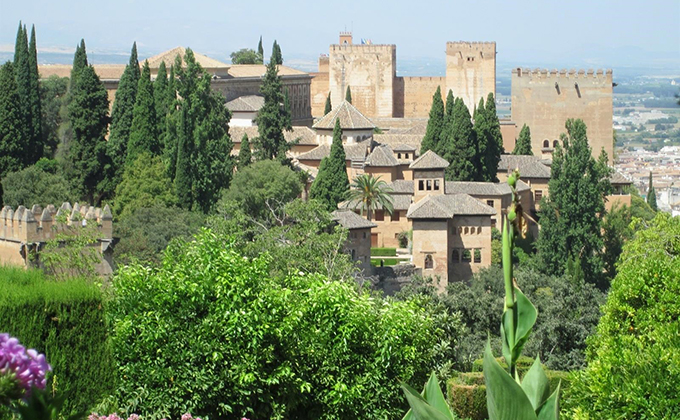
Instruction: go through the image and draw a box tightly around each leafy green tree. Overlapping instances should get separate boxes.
[624,185,656,221]
[230,48,261,64]
[270,40,283,65]
[647,171,658,211]
[420,86,444,155]
[127,61,159,165]
[345,85,352,103]
[114,154,176,219]
[536,119,611,289]
[110,228,440,419]
[257,36,264,63]
[107,43,140,187]
[442,97,477,181]
[237,133,252,169]
[1,164,72,207]
[346,174,394,221]
[253,56,291,162]
[65,58,110,204]
[13,23,34,167]
[513,124,533,155]
[324,91,332,115]
[309,119,349,211]
[153,61,168,140]
[0,62,27,176]
[566,213,680,419]
[601,203,633,280]
[39,75,69,157]
[114,204,204,267]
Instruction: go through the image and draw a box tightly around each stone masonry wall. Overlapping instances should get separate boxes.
[446,42,496,112]
[394,76,446,118]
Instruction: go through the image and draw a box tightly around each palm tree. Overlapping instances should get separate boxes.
[346,174,394,221]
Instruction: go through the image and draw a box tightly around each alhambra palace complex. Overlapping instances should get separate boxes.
[7,32,626,289]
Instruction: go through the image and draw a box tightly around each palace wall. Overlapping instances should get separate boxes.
[393,76,446,118]
[511,68,613,162]
[446,42,496,111]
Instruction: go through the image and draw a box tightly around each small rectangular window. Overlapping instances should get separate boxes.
[375,210,385,221]
[434,180,440,190]
[426,180,432,191]
[363,232,366,239]
[491,218,496,229]
[487,200,494,207]
[392,211,400,222]
[419,180,425,190]
[462,249,472,263]
[535,190,543,202]
[474,249,482,263]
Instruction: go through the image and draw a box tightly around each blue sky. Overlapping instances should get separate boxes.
[1,0,678,73]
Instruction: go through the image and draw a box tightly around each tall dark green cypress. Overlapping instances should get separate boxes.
[324,92,332,115]
[647,171,658,211]
[442,97,477,181]
[444,90,455,124]
[13,23,33,167]
[513,124,533,155]
[420,86,444,155]
[153,61,168,139]
[164,65,178,180]
[253,56,290,162]
[0,62,26,176]
[257,36,264,64]
[174,106,192,209]
[238,133,252,169]
[27,25,42,163]
[309,118,349,211]
[71,39,88,84]
[345,86,352,104]
[107,43,140,183]
[271,40,283,65]
[474,93,502,182]
[127,61,159,165]
[66,58,110,204]
[485,93,504,168]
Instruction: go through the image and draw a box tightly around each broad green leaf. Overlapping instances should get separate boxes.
[501,311,513,368]
[424,372,454,419]
[521,356,550,411]
[483,341,538,420]
[401,383,455,420]
[511,287,537,362]
[536,380,561,420]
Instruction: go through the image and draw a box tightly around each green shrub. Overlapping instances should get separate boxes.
[370,247,397,257]
[565,213,680,420]
[110,230,441,420]
[0,266,114,416]
[370,258,407,267]
[471,355,536,376]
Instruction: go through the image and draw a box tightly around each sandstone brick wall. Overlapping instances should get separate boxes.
[370,212,411,248]
[328,44,396,118]
[412,219,449,292]
[394,76,446,118]
[511,68,613,163]
[310,71,330,117]
[448,216,492,282]
[446,42,496,112]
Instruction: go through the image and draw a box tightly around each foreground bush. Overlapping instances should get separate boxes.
[0,266,114,416]
[565,213,680,419]
[110,230,441,420]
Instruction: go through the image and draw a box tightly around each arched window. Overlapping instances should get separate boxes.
[477,226,482,234]
[553,140,559,148]
[397,153,402,159]
[424,254,434,269]
[464,227,469,234]
[543,139,550,148]
[452,249,460,263]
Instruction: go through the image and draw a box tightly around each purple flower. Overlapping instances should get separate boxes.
[0,333,52,396]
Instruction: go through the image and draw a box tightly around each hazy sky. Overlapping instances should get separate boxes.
[1,0,678,71]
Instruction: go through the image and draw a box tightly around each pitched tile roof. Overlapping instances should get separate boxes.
[407,194,496,219]
[227,64,308,78]
[332,210,377,230]
[145,47,230,69]
[366,145,399,167]
[296,143,368,161]
[610,170,632,185]
[387,180,414,194]
[445,181,512,196]
[409,150,449,169]
[230,126,318,146]
[225,95,264,112]
[498,155,551,178]
[341,194,413,212]
[373,133,423,151]
[297,145,330,160]
[313,100,376,130]
[392,144,417,152]
[39,64,126,80]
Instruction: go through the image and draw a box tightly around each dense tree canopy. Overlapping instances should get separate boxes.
[420,86,444,155]
[237,133,252,170]
[127,61,159,165]
[473,94,502,182]
[253,57,291,162]
[442,97,477,181]
[39,75,69,158]
[309,119,350,211]
[513,124,533,155]
[114,154,176,219]
[153,61,169,140]
[230,48,261,64]
[0,62,26,176]
[1,164,73,207]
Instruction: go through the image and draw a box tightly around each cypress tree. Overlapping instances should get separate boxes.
[324,92,332,115]
[164,65,178,179]
[442,97,477,181]
[154,61,168,139]
[238,133,252,169]
[421,86,444,155]
[66,62,110,204]
[647,172,658,211]
[513,124,533,155]
[253,56,290,162]
[309,118,349,211]
[271,40,283,65]
[107,42,140,183]
[127,61,159,165]
[13,23,33,167]
[474,93,502,182]
[174,106,192,209]
[27,25,42,163]
[257,36,264,64]
[0,62,26,176]
[71,39,88,84]
[444,89,455,124]
[345,85,352,104]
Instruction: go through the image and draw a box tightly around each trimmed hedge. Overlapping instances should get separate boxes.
[447,367,571,420]
[0,266,114,416]
[370,258,407,267]
[370,247,397,257]
[471,355,536,376]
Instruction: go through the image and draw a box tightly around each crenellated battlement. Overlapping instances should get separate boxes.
[512,67,613,80]
[446,41,496,53]
[0,202,113,244]
[330,44,396,53]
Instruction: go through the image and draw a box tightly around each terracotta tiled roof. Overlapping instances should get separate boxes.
[610,170,632,185]
[145,47,229,69]
[445,181,513,196]
[225,95,264,112]
[345,144,369,161]
[341,194,412,212]
[407,194,496,219]
[392,143,417,152]
[366,145,399,167]
[313,100,375,130]
[39,64,126,80]
[227,64,308,78]
[387,180,414,194]
[498,155,551,178]
[297,143,368,161]
[409,150,449,169]
[230,126,318,146]
[332,210,377,230]
[373,133,423,151]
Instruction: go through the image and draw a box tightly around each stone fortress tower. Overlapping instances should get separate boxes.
[445,42,496,112]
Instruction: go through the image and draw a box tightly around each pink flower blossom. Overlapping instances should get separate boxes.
[0,333,51,396]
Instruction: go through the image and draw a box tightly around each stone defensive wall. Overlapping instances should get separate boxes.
[329,44,397,54]
[393,76,445,118]
[512,67,612,80]
[446,41,497,53]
